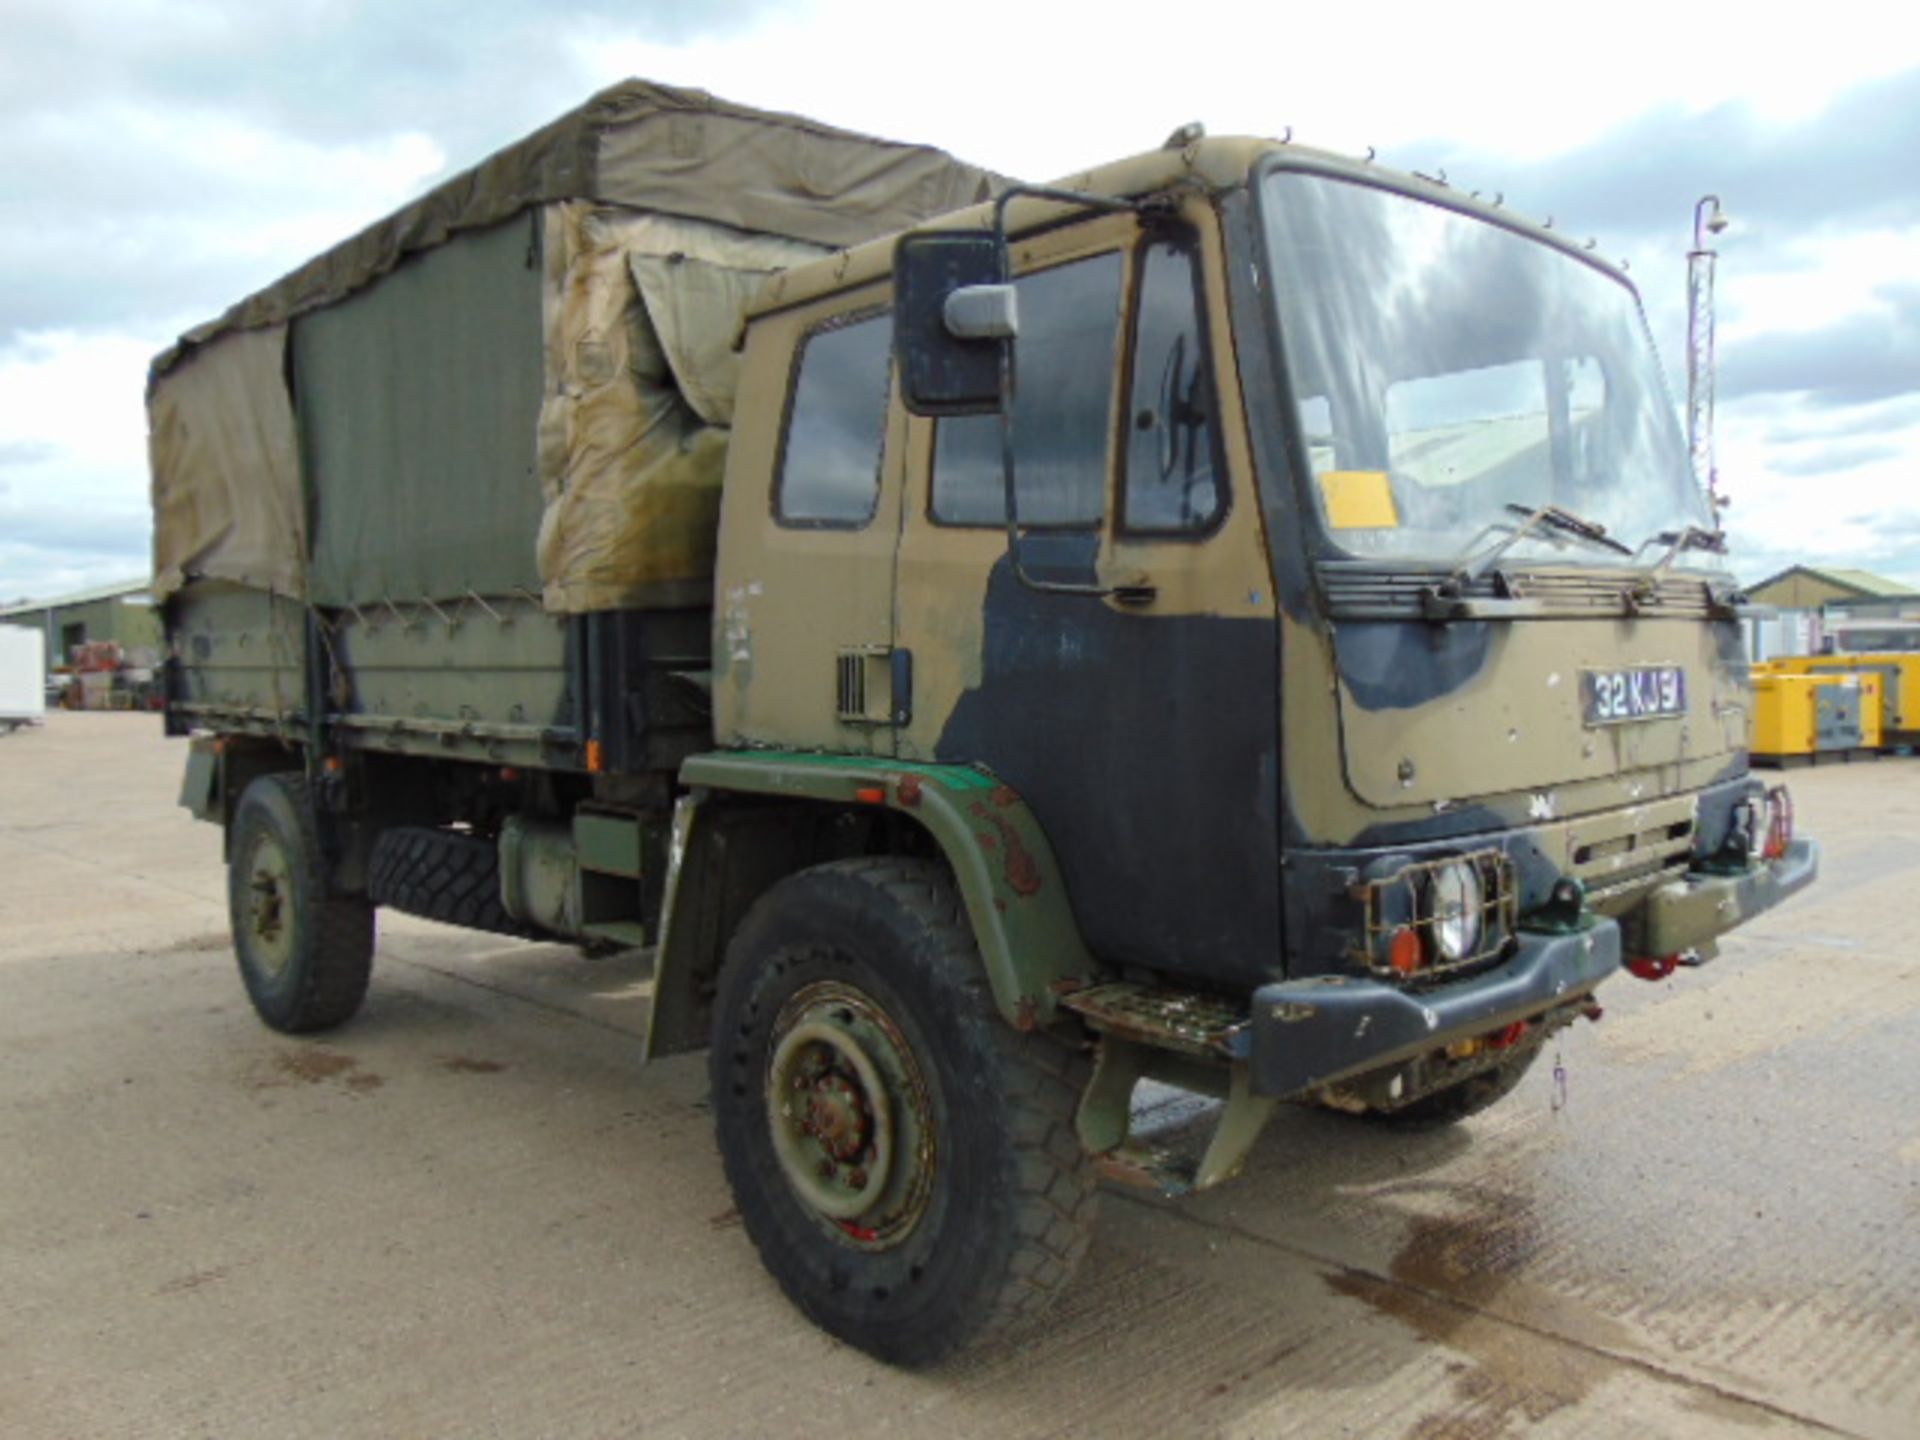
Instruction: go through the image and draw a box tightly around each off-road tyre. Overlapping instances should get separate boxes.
[367,826,536,938]
[228,773,375,1034]
[709,857,1097,1367]
[1370,1043,1545,1128]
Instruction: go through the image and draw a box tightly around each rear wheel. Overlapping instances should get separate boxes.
[228,773,375,1033]
[709,857,1096,1367]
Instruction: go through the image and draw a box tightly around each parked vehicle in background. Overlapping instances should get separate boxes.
[1,627,46,734]
[153,80,1820,1365]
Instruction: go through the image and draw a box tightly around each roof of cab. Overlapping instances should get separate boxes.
[744,133,1632,321]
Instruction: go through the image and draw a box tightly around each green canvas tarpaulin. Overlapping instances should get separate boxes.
[150,79,1005,610]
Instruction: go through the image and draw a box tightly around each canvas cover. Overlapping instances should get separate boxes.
[153,79,998,374]
[150,324,306,600]
[535,206,827,612]
[150,78,1002,608]
[297,214,548,607]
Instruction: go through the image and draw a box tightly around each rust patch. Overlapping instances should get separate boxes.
[896,774,922,808]
[1000,827,1042,896]
[990,784,1019,810]
[969,800,1041,897]
[441,1057,507,1074]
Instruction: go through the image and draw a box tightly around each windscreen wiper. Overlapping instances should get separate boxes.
[1623,523,1731,611]
[1447,502,1632,591]
[1632,524,1727,575]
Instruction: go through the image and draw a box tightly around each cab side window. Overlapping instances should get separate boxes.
[1124,240,1223,532]
[932,252,1124,527]
[777,313,891,527]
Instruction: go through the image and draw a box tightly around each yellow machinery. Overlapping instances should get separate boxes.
[1750,665,1884,764]
[1763,651,1920,748]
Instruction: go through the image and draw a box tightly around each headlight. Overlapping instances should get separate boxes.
[1427,860,1484,962]
[1354,848,1513,978]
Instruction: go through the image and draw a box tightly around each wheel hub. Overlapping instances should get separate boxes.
[766,981,935,1247]
[803,1074,871,1162]
[243,835,296,976]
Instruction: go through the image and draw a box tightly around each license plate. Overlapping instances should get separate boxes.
[1581,666,1687,725]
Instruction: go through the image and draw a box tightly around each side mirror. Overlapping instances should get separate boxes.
[893,231,1013,416]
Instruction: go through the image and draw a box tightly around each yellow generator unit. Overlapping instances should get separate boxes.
[1763,651,1920,748]
[1750,668,1878,765]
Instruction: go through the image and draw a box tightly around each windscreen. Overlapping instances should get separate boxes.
[1261,170,1713,567]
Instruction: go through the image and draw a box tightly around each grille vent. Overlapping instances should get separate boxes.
[835,651,867,721]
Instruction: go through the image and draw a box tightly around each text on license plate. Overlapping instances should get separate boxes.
[1581,666,1687,725]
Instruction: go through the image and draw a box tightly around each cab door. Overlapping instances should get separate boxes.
[892,208,1283,986]
[712,282,905,753]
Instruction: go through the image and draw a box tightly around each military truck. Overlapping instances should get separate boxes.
[153,80,1818,1366]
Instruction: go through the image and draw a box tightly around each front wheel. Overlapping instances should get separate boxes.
[228,773,375,1033]
[709,858,1096,1367]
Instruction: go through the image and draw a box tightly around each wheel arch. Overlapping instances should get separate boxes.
[643,752,1099,1060]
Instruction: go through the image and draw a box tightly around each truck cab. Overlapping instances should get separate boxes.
[704,137,1815,1112]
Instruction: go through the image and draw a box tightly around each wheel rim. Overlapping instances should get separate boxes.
[766,979,936,1249]
[243,832,296,977]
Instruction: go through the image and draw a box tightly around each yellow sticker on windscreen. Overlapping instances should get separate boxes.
[1319,470,1399,529]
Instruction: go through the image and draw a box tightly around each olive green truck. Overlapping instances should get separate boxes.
[154,80,1818,1365]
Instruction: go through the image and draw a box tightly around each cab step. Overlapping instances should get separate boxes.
[1055,982,1250,1060]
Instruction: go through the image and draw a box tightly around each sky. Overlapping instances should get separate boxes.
[2,0,1918,602]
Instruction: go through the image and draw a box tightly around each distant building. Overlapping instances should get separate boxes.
[1745,566,1917,608]
[0,580,164,672]
[1743,566,1920,660]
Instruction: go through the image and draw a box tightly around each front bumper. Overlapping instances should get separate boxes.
[1247,922,1621,1099]
[1639,838,1820,957]
[1247,838,1820,1101]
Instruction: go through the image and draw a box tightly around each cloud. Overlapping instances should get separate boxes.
[0,502,148,558]
[1758,394,1920,446]
[1396,66,1920,247]
[0,0,778,342]
[1768,439,1906,478]
[0,440,55,467]
[1718,283,1920,406]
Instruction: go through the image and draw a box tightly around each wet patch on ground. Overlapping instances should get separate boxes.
[440,1056,507,1074]
[247,1048,383,1094]
[1328,1202,1620,1435]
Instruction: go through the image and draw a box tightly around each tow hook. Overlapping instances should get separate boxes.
[1626,948,1706,981]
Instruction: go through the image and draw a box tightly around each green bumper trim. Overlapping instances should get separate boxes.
[680,750,1095,1028]
[1640,838,1820,956]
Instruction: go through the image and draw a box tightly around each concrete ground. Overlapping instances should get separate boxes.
[2,712,1916,1439]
